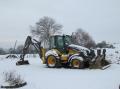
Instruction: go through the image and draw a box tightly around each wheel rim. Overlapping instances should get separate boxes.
[72,59,80,68]
[47,56,56,67]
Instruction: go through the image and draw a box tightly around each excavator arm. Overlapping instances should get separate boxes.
[16,36,43,65]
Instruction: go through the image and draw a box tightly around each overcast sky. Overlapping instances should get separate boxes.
[0,0,120,48]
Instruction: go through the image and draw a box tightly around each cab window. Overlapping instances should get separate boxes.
[50,36,55,49]
[57,36,64,48]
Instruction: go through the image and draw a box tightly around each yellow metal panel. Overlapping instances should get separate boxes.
[41,48,46,64]
[61,55,68,61]
[68,49,78,54]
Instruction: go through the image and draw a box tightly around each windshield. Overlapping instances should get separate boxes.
[65,35,71,45]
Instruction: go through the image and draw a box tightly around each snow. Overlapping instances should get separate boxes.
[69,44,89,56]
[106,43,120,64]
[69,44,89,51]
[0,43,120,89]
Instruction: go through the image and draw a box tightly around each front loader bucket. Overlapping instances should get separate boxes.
[16,60,29,65]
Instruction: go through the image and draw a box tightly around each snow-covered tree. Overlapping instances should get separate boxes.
[30,16,62,48]
[71,28,96,48]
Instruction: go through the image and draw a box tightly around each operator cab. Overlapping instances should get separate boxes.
[49,35,72,53]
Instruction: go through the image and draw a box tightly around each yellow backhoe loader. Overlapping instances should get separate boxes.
[16,35,109,69]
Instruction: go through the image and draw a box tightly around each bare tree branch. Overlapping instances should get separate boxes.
[30,16,62,48]
[71,28,96,48]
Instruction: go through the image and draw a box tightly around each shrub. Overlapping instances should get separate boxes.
[96,41,115,48]
[3,71,24,86]
[0,48,6,55]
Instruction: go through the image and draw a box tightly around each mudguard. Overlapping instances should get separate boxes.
[68,54,84,63]
[45,49,60,59]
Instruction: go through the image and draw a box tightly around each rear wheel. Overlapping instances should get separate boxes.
[71,59,84,69]
[46,55,61,68]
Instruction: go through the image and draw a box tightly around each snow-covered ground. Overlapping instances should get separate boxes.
[0,43,120,89]
[106,43,120,64]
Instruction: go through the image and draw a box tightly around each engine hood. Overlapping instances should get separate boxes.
[68,44,90,53]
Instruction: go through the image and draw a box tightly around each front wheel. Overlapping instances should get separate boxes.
[71,59,84,69]
[46,55,61,68]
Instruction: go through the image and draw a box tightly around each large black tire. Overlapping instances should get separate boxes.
[46,55,61,68]
[71,59,84,69]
